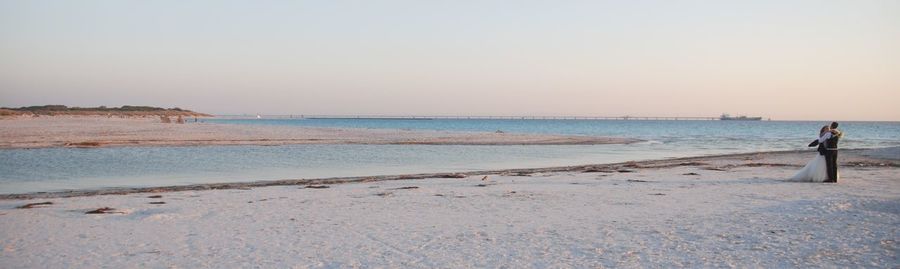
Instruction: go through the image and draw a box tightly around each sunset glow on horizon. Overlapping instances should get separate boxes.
[1,0,898,121]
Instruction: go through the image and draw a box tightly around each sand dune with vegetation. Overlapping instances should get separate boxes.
[0,105,211,117]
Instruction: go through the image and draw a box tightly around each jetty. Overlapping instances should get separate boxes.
[267,115,725,121]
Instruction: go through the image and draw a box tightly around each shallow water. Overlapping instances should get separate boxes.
[2,119,898,194]
[209,118,900,150]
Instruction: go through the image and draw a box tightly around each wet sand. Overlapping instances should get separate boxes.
[1,149,898,267]
[0,116,637,148]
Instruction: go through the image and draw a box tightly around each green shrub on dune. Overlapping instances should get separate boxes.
[0,105,210,117]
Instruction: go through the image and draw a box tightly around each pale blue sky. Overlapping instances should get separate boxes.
[1,0,898,120]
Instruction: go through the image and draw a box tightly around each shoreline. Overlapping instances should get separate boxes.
[0,116,638,149]
[3,148,896,200]
[2,146,897,267]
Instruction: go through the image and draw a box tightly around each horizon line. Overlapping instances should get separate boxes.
[210,114,899,123]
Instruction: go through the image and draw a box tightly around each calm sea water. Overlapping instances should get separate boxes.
[2,119,898,194]
[208,118,900,150]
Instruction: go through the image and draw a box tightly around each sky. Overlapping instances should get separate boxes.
[1,0,898,121]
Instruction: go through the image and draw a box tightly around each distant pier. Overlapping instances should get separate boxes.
[292,115,723,121]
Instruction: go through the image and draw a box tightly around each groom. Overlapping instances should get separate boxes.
[819,122,842,183]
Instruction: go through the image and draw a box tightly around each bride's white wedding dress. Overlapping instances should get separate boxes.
[789,153,829,182]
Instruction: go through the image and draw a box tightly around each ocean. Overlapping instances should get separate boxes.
[2,119,898,194]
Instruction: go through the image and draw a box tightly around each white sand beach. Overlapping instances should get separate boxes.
[3,0,898,268]
[1,148,897,268]
[0,117,635,148]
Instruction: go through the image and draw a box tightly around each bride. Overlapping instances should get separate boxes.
[789,125,834,182]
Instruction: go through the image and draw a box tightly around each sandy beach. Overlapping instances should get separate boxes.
[1,148,897,268]
[3,0,898,267]
[0,117,636,149]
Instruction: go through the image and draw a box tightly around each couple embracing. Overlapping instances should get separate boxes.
[791,122,842,183]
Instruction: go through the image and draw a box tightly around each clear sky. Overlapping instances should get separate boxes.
[1,0,898,120]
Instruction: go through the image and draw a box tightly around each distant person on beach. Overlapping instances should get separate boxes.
[790,122,842,182]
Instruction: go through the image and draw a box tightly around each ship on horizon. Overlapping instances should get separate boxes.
[720,113,763,121]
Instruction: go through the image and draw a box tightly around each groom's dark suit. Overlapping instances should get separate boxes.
[808,140,826,155]
[823,131,840,182]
